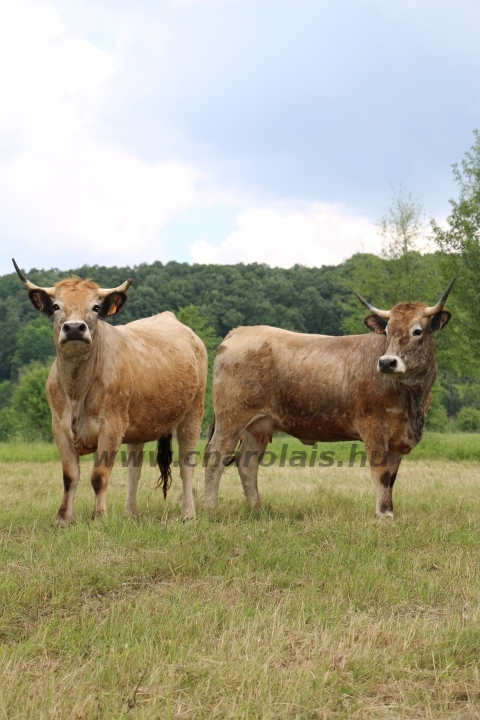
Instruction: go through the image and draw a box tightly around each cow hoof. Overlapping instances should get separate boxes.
[181,515,195,524]
[377,510,394,519]
[91,510,106,520]
[204,499,219,510]
[56,516,71,528]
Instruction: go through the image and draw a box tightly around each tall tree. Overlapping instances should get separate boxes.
[432,129,480,374]
[378,184,427,301]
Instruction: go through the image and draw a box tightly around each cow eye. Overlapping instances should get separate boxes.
[52,303,60,311]
[412,328,422,337]
[92,305,100,313]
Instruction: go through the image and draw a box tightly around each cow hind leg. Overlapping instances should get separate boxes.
[237,431,268,509]
[177,404,203,521]
[204,427,242,509]
[124,442,144,519]
[368,450,402,518]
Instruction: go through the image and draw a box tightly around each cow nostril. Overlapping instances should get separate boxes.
[389,359,397,369]
[64,324,70,332]
[78,323,86,333]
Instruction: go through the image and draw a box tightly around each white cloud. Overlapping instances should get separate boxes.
[0,0,204,267]
[190,202,381,268]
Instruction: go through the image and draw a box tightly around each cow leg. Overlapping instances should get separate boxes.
[54,424,80,527]
[204,428,241,508]
[177,403,203,521]
[91,431,122,518]
[368,450,402,518]
[124,442,144,519]
[91,462,114,518]
[236,431,268,509]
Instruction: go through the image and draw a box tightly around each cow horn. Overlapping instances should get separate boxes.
[354,291,391,319]
[424,278,456,316]
[97,279,132,298]
[12,258,55,296]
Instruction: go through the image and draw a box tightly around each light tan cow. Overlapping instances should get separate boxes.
[13,259,207,525]
[204,281,454,518]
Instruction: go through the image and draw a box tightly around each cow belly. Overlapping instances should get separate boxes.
[283,416,361,443]
[123,393,195,443]
[243,411,361,444]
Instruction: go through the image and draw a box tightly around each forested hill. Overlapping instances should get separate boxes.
[1,257,345,384]
[1,257,345,349]
[0,249,448,378]
[3,250,480,439]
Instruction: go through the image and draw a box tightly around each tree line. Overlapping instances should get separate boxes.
[2,131,480,441]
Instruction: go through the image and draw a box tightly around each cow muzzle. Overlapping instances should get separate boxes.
[378,355,406,374]
[60,322,91,344]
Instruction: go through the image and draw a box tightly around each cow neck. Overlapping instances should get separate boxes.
[400,371,435,402]
[55,328,104,402]
[399,363,437,436]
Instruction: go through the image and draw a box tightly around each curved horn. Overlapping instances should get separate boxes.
[424,278,456,316]
[354,291,391,319]
[12,258,55,296]
[97,278,132,298]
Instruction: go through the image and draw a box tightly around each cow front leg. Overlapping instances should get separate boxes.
[368,449,402,518]
[54,424,80,527]
[91,465,115,518]
[124,443,144,519]
[237,431,268,509]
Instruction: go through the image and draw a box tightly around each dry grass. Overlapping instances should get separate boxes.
[1,457,480,718]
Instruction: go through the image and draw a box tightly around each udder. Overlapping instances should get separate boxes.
[245,415,282,444]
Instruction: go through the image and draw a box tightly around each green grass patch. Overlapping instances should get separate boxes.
[3,431,480,465]
[0,459,480,717]
[0,441,60,463]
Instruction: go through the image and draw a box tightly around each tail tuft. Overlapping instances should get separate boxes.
[156,435,173,499]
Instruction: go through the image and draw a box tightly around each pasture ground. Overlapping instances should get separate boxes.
[1,446,480,718]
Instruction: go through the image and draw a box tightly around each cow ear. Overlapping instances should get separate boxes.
[429,310,451,332]
[28,290,54,316]
[364,315,388,334]
[99,291,128,317]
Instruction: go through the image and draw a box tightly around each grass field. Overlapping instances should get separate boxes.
[1,446,480,717]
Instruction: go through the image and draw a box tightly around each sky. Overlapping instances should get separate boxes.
[1,0,480,274]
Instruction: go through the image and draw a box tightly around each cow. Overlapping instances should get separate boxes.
[204,281,454,518]
[13,259,207,526]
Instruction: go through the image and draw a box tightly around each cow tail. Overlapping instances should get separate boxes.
[206,415,216,443]
[156,434,173,499]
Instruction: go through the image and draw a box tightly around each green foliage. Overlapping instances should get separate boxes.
[456,407,480,433]
[11,316,54,377]
[176,305,220,430]
[425,400,449,433]
[0,380,13,410]
[12,364,52,441]
[0,407,20,442]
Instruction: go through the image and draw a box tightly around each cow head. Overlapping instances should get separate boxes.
[354,279,454,378]
[13,259,132,357]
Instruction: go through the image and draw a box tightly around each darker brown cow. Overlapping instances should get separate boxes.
[204,281,454,517]
[13,259,207,525]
